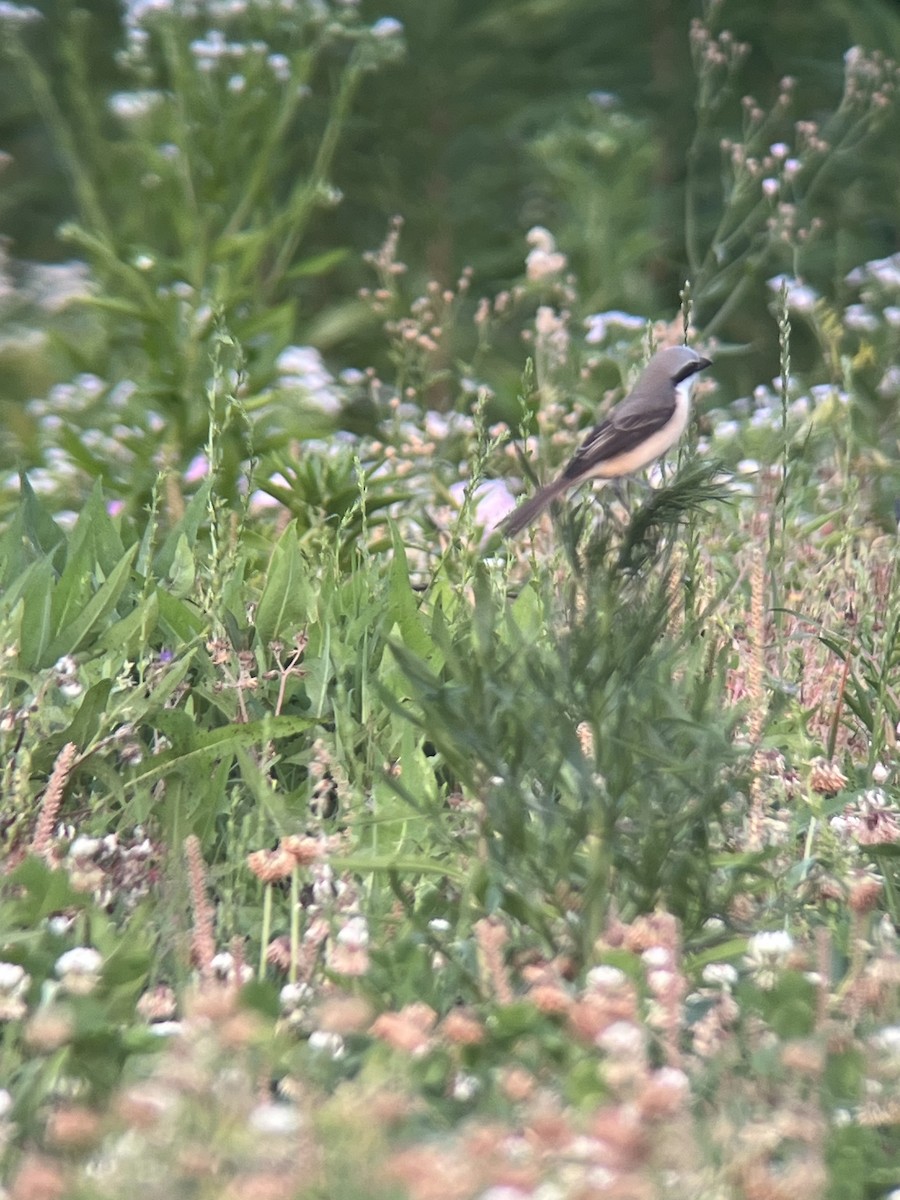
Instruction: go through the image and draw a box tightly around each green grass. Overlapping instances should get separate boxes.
[1,3,900,1197]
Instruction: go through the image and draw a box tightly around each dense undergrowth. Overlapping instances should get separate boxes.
[1,1,900,1197]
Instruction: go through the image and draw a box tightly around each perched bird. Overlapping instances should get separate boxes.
[500,345,711,536]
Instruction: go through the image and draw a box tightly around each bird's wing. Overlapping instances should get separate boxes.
[561,382,676,482]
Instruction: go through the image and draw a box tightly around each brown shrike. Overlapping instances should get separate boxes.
[500,345,711,536]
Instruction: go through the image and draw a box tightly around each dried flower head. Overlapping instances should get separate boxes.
[809,757,848,796]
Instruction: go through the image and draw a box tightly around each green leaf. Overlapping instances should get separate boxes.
[42,545,138,666]
[388,521,432,659]
[65,482,126,577]
[98,592,160,657]
[254,521,310,646]
[167,533,196,598]
[156,588,206,643]
[285,246,349,279]
[19,474,66,563]
[125,714,319,789]
[12,558,55,669]
[154,480,212,578]
[57,679,114,750]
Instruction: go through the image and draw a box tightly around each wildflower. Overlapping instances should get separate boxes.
[745,930,793,989]
[370,1003,436,1055]
[24,1006,73,1051]
[328,915,370,976]
[809,758,847,796]
[108,89,163,119]
[638,1066,690,1117]
[525,226,567,281]
[585,965,628,991]
[276,345,343,414]
[701,962,738,988]
[247,847,295,882]
[440,1008,485,1046]
[449,478,517,532]
[46,1105,101,1149]
[137,984,177,1023]
[0,2,41,24]
[371,16,403,38]
[266,52,290,81]
[833,790,900,846]
[767,273,819,313]
[307,1029,346,1059]
[55,946,103,995]
[597,1020,645,1057]
[0,962,30,1021]
[450,1072,480,1102]
[844,303,879,332]
[584,309,645,344]
[314,995,372,1035]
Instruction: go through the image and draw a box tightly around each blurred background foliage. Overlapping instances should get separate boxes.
[2,0,900,464]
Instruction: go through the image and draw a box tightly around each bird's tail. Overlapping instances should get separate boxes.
[498,477,570,537]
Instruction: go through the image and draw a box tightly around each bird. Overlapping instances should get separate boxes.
[499,344,711,536]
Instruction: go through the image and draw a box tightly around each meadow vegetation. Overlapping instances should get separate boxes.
[1,1,900,1196]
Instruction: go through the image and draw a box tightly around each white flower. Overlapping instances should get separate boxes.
[69,837,101,860]
[308,1029,346,1059]
[584,309,645,344]
[641,946,671,969]
[267,53,290,81]
[846,253,900,289]
[843,304,879,333]
[701,962,738,988]
[449,479,517,532]
[371,16,403,38]
[767,274,818,313]
[108,90,163,120]
[526,226,556,253]
[870,1026,900,1062]
[597,1020,645,1056]
[276,345,342,414]
[248,1102,303,1134]
[280,982,311,1013]
[525,227,567,281]
[585,965,627,991]
[0,3,42,24]
[451,1071,480,1101]
[0,962,28,992]
[747,930,794,961]
[336,915,369,950]
[745,931,794,988]
[55,947,103,994]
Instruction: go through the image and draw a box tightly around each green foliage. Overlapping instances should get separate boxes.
[2,2,900,1195]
